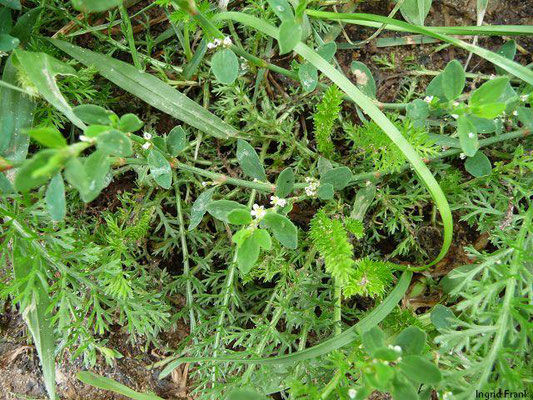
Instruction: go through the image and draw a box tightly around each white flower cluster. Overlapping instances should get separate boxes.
[423,95,433,103]
[270,196,287,207]
[142,132,153,149]
[304,177,319,197]
[251,204,266,220]
[348,388,357,399]
[207,36,233,49]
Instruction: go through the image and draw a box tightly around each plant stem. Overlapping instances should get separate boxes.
[334,279,342,336]
[175,181,196,331]
[118,3,142,70]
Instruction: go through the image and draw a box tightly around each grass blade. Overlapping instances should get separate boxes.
[159,270,412,377]
[306,11,533,85]
[0,55,36,162]
[13,239,56,400]
[50,39,239,140]
[214,11,453,270]
[77,372,164,400]
[13,49,86,130]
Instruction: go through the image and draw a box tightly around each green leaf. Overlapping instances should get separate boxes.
[464,150,491,177]
[426,60,464,101]
[275,167,294,198]
[77,372,163,400]
[13,49,86,130]
[118,113,144,132]
[14,149,59,192]
[96,130,133,156]
[85,125,110,137]
[517,107,533,130]
[13,240,57,400]
[188,187,216,231]
[65,151,110,202]
[320,166,352,190]
[316,42,337,61]
[73,104,113,125]
[51,39,238,140]
[236,235,260,275]
[470,102,506,119]
[253,229,272,250]
[394,326,426,356]
[298,62,318,92]
[227,389,269,400]
[236,139,267,181]
[46,173,66,221]
[261,212,298,249]
[71,0,122,13]
[400,0,432,25]
[207,200,248,223]
[317,183,334,200]
[361,326,385,355]
[11,7,42,43]
[350,61,376,98]
[470,77,510,107]
[495,40,516,75]
[406,99,429,129]
[228,208,252,225]
[0,0,21,10]
[166,126,188,157]
[431,304,455,330]
[0,34,19,51]
[147,149,172,189]
[267,0,293,21]
[26,126,67,149]
[278,20,301,55]
[0,7,11,34]
[391,376,419,400]
[399,355,442,384]
[211,48,239,85]
[442,60,465,101]
[457,115,478,157]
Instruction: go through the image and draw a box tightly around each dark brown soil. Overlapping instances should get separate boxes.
[0,307,189,399]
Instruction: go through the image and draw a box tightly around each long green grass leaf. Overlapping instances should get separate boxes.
[214,11,453,269]
[50,39,239,140]
[159,270,412,377]
[306,11,533,85]
[13,49,86,130]
[13,239,56,400]
[0,56,36,161]
[77,372,164,400]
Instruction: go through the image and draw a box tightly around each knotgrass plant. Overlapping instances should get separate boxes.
[0,0,532,399]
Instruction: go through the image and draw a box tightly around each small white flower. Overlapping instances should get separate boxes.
[143,132,152,140]
[207,42,217,49]
[251,204,266,220]
[452,101,460,107]
[442,391,454,400]
[79,135,93,143]
[348,388,357,399]
[451,114,459,119]
[304,177,319,197]
[388,345,402,353]
[423,95,434,103]
[223,36,233,47]
[142,141,152,150]
[512,110,518,116]
[201,181,208,187]
[460,153,466,160]
[489,74,496,80]
[468,132,475,138]
[270,196,287,207]
[520,94,529,102]
[359,276,368,286]
[207,38,222,49]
